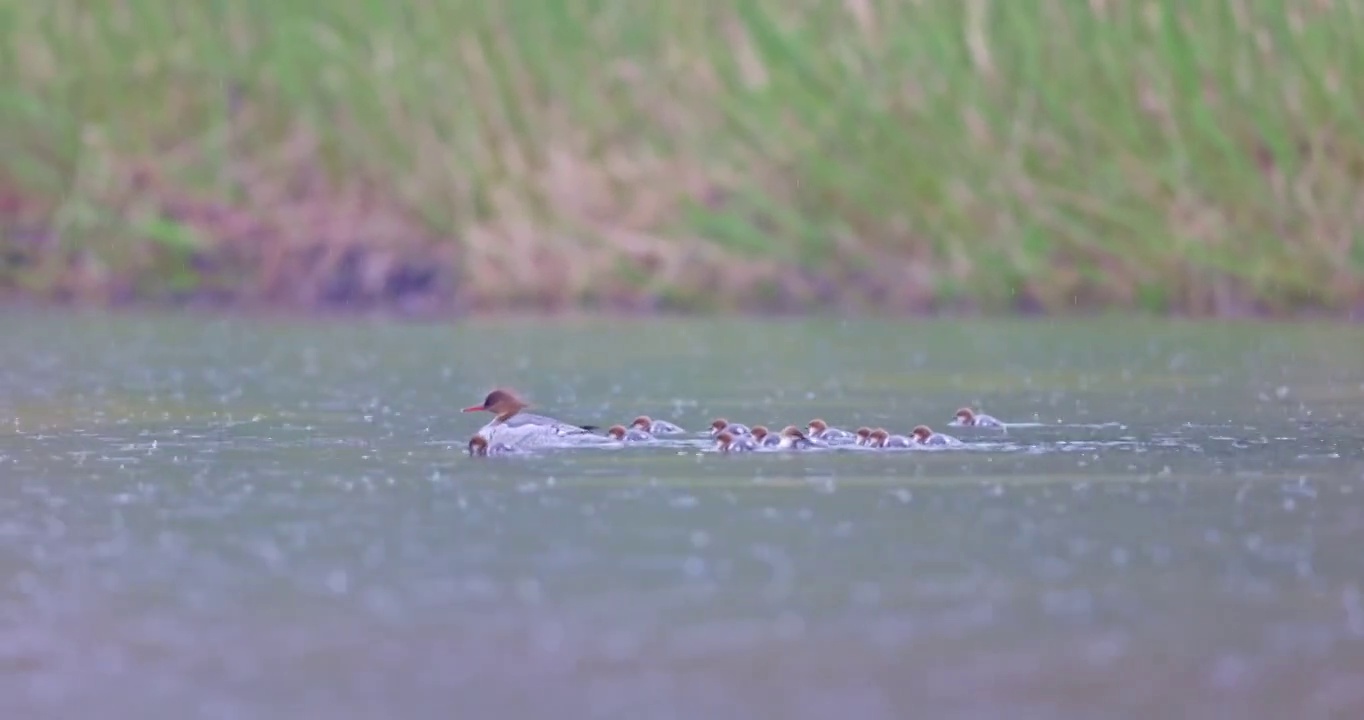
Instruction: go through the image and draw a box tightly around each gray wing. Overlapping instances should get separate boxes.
[502,412,594,434]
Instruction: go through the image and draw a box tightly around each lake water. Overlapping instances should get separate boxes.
[1,311,1363,719]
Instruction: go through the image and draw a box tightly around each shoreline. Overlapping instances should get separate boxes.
[1,291,1360,325]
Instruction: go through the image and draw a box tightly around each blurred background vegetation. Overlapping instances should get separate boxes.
[1,0,1362,316]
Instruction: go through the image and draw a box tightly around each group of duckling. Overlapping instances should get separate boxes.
[698,406,1004,453]
[467,407,1005,456]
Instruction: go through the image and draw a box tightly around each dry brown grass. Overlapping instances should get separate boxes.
[2,0,1363,316]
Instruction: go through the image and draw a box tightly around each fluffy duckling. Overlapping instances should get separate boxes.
[868,428,914,448]
[467,435,518,456]
[912,425,963,446]
[607,424,653,442]
[715,430,756,453]
[750,425,782,447]
[777,425,819,450]
[709,418,751,437]
[630,415,685,435]
[806,418,857,444]
[951,407,1005,428]
[854,427,874,446]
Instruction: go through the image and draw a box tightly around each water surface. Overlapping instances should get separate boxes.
[2,312,1363,719]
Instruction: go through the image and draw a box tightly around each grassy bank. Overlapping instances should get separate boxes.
[2,0,1363,316]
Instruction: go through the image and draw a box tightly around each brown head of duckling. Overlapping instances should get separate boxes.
[750,425,771,442]
[607,424,628,440]
[867,428,889,448]
[630,415,653,431]
[855,426,873,445]
[467,435,490,456]
[911,425,934,443]
[715,430,737,451]
[709,418,732,436]
[954,408,976,425]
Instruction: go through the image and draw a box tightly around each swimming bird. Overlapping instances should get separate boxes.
[951,407,1005,428]
[709,418,751,437]
[608,424,653,442]
[630,415,685,435]
[911,424,962,446]
[868,428,914,448]
[777,425,820,450]
[714,430,756,453]
[750,425,782,447]
[807,418,857,444]
[461,389,607,449]
[467,435,518,456]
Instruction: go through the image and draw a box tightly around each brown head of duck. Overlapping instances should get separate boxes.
[462,389,529,423]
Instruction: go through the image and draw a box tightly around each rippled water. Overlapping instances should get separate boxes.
[2,311,1363,719]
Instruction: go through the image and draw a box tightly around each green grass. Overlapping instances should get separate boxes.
[2,0,1363,315]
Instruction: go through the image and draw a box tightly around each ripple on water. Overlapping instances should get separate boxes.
[2,315,1364,717]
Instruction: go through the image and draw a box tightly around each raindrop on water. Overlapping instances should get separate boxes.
[326,570,349,595]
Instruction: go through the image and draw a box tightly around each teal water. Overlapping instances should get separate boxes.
[1,312,1363,719]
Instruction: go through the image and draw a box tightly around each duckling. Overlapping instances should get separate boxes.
[868,428,914,448]
[854,426,874,446]
[911,424,963,447]
[714,430,756,453]
[951,407,1005,429]
[750,425,782,447]
[709,418,751,437]
[777,425,820,450]
[806,418,857,444]
[630,414,685,435]
[467,434,518,456]
[607,424,653,442]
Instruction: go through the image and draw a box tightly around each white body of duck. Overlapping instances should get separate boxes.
[463,390,611,449]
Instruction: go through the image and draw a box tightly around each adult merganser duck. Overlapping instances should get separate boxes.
[806,418,857,444]
[854,427,874,446]
[911,424,962,447]
[630,415,685,435]
[868,428,913,448]
[950,407,1005,428]
[461,389,606,448]
[777,425,819,450]
[607,424,653,442]
[467,435,518,456]
[749,425,782,447]
[709,418,751,437]
[714,430,756,453]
